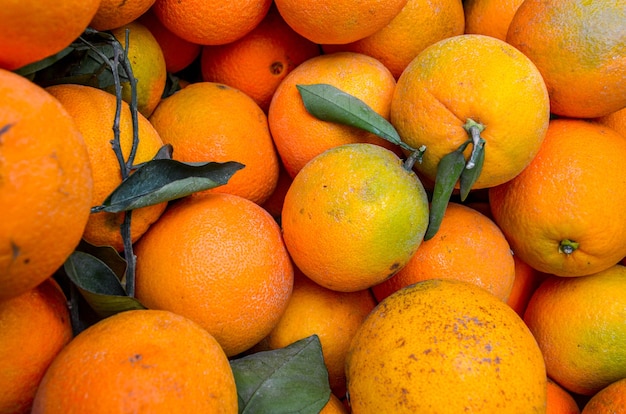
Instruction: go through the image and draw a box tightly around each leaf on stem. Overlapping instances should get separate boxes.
[459,141,485,201]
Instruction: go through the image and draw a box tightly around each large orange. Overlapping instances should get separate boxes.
[506,0,626,118]
[390,34,550,190]
[89,0,155,31]
[0,70,93,302]
[489,119,626,277]
[268,52,398,178]
[523,265,626,396]
[546,378,581,414]
[46,84,167,252]
[346,279,547,412]
[149,82,280,205]
[581,378,626,414]
[463,0,525,41]
[31,309,238,413]
[135,193,294,357]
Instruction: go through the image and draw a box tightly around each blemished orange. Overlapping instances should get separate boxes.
[274,0,408,44]
[489,119,626,277]
[89,0,155,31]
[463,0,525,41]
[593,106,626,139]
[31,309,238,413]
[0,0,100,70]
[346,279,548,412]
[152,0,272,45]
[322,0,465,79]
[390,34,550,190]
[581,378,626,414]
[506,255,547,317]
[0,279,73,414]
[134,193,294,357]
[45,83,167,252]
[281,143,429,292]
[264,270,377,397]
[320,393,349,414]
[523,265,626,396]
[0,70,93,302]
[506,0,626,118]
[268,52,399,178]
[200,5,321,112]
[149,82,280,205]
[372,202,515,303]
[547,378,581,414]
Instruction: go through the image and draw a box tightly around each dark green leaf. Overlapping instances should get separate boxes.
[13,46,76,77]
[459,141,485,202]
[92,159,245,213]
[75,240,127,281]
[231,335,331,414]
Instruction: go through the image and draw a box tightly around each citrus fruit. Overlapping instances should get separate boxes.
[346,279,547,412]
[321,393,349,414]
[593,106,626,139]
[547,378,581,414]
[581,378,626,414]
[89,0,155,31]
[260,160,293,221]
[390,34,550,190]
[506,255,547,317]
[463,0,525,41]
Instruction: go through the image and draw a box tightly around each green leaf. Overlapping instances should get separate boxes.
[75,240,127,281]
[459,141,485,202]
[92,159,245,213]
[231,335,331,414]
[63,251,145,318]
[13,46,76,77]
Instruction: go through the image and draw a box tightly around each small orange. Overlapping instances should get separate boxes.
[320,393,349,414]
[581,378,626,414]
[547,378,581,414]
[463,0,525,41]
[31,309,238,413]
[593,106,626,139]
[260,160,293,221]
[506,255,547,317]
[89,0,155,31]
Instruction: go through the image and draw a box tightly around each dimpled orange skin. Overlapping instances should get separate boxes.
[581,378,626,414]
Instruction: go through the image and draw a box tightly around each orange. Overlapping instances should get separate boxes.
[463,0,525,41]
[45,83,167,252]
[268,52,398,178]
[593,106,626,139]
[506,0,626,118]
[149,82,280,205]
[506,255,547,317]
[152,0,272,45]
[0,0,100,70]
[581,378,626,414]
[0,279,73,414]
[281,143,429,292]
[390,34,550,190]
[134,193,294,357]
[31,309,238,413]
[523,265,626,396]
[89,0,155,31]
[322,0,465,79]
[346,279,547,412]
[0,70,93,302]
[489,119,626,277]
[200,5,321,112]
[260,160,293,221]
[547,378,581,414]
[274,0,408,44]
[321,393,349,414]
[372,202,515,303]
[264,269,377,397]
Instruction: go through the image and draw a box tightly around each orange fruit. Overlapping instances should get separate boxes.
[390,34,550,190]
[463,0,525,41]
[593,106,626,139]
[200,5,321,113]
[0,70,93,302]
[281,143,429,292]
[372,202,515,303]
[89,0,155,31]
[274,0,408,44]
[0,0,100,70]
[0,279,73,414]
[260,160,293,221]
[506,255,547,317]
[152,0,272,45]
[581,378,626,414]
[320,393,349,414]
[523,265,626,396]
[506,0,626,118]
[264,269,377,397]
[149,82,280,205]
[45,83,167,252]
[547,378,581,414]
[322,0,465,79]
[346,279,547,412]
[268,52,398,178]
[135,193,294,357]
[31,309,238,413]
[489,119,626,277]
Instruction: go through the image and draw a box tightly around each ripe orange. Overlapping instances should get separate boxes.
[320,393,349,414]
[260,160,293,221]
[281,143,429,292]
[274,0,408,44]
[268,52,398,178]
[593,106,626,139]
[390,34,550,190]
[506,255,547,317]
[134,193,294,357]
[547,378,581,414]
[489,119,626,277]
[89,0,155,31]
[506,0,626,118]
[322,0,465,79]
[0,279,73,414]
[346,279,547,412]
[463,0,525,41]
[0,0,100,70]
[372,202,515,303]
[523,265,626,396]
[0,70,93,302]
[152,0,272,45]
[46,83,167,252]
[31,309,238,413]
[200,5,321,112]
[149,82,280,205]
[581,378,626,414]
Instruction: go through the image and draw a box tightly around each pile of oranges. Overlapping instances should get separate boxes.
[1,0,625,413]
